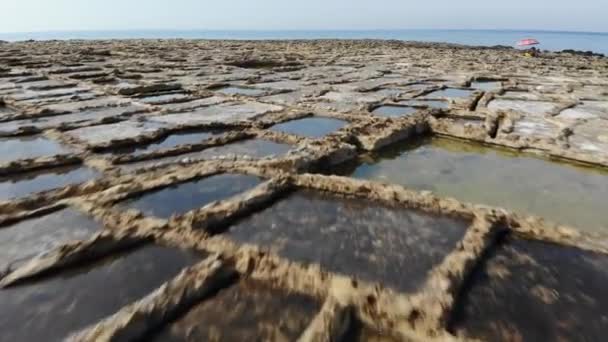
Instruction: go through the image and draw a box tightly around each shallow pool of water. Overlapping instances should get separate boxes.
[398,99,449,109]
[450,236,608,341]
[205,138,291,156]
[0,244,201,341]
[0,136,72,163]
[227,190,469,292]
[0,165,99,201]
[347,137,608,232]
[153,278,319,341]
[120,173,262,218]
[270,117,348,138]
[108,130,216,156]
[371,105,418,118]
[423,88,474,99]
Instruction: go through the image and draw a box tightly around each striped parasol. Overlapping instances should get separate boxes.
[517,38,540,47]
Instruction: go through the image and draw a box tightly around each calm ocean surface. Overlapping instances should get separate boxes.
[1,29,607,55]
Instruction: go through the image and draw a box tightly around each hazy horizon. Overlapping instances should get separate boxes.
[3,28,608,35]
[2,0,607,34]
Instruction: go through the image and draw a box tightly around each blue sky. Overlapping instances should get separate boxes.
[1,0,606,33]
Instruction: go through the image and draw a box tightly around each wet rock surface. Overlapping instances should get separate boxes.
[0,39,607,341]
[0,208,102,272]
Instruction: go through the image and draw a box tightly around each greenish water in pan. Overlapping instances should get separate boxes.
[348,137,608,233]
[270,117,348,138]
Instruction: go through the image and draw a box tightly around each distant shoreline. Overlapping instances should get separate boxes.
[1,29,607,55]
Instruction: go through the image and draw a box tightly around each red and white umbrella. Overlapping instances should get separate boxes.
[517,38,540,47]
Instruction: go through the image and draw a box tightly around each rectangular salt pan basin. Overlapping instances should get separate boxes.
[227,190,469,292]
[270,117,348,138]
[348,137,608,233]
[0,165,99,201]
[120,173,262,218]
[371,105,418,118]
[107,130,216,156]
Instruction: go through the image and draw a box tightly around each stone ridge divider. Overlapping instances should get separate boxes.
[108,131,255,165]
[0,202,66,228]
[1,96,150,127]
[173,177,292,234]
[0,163,293,285]
[0,149,84,177]
[8,104,154,136]
[0,230,148,288]
[297,293,352,342]
[66,255,236,342]
[414,214,505,332]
